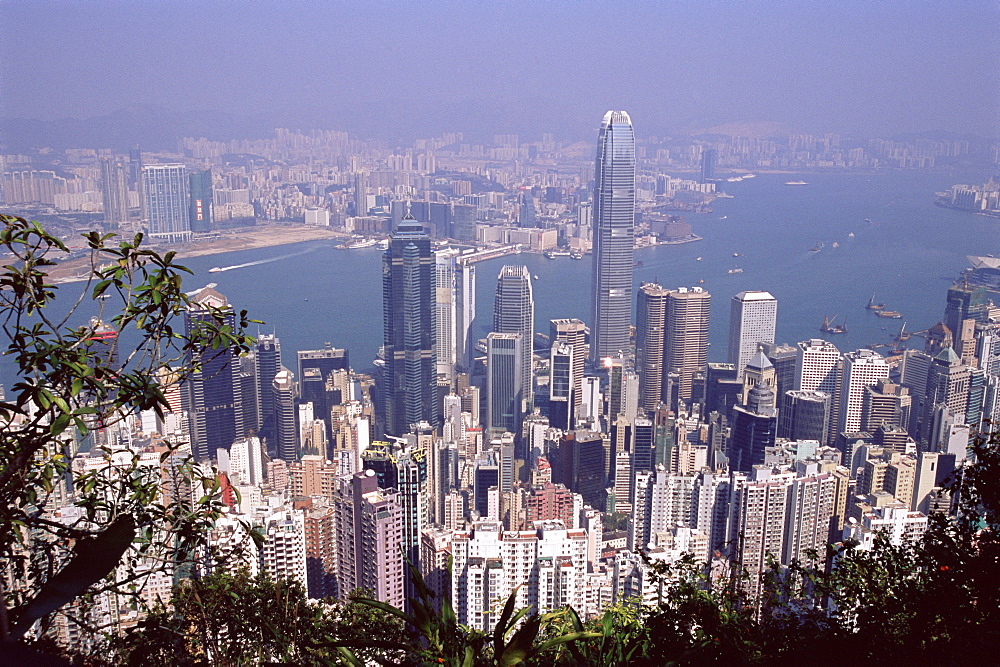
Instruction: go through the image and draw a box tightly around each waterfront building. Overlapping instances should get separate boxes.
[493,265,534,410]
[728,291,777,378]
[590,110,636,362]
[189,168,214,233]
[99,156,130,229]
[382,215,438,436]
[142,164,191,243]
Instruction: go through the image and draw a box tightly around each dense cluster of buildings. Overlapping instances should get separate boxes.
[14,112,1000,645]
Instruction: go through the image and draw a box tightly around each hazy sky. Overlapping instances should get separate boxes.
[1,0,997,140]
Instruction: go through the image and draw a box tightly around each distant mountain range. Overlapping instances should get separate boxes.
[1,104,993,154]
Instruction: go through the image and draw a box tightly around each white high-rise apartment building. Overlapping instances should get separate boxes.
[451,520,588,631]
[260,509,308,590]
[142,164,192,243]
[229,436,263,487]
[434,248,460,381]
[728,291,777,377]
[838,349,890,436]
[782,469,837,564]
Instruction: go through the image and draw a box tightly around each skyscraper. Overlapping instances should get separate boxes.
[255,333,282,442]
[665,286,711,405]
[549,318,587,423]
[183,286,244,461]
[795,338,842,445]
[837,349,890,437]
[272,368,298,462]
[382,215,438,436]
[189,169,214,233]
[728,291,777,376]
[590,110,636,362]
[493,265,534,409]
[486,333,523,436]
[142,164,192,243]
[99,156,130,229]
[636,283,669,412]
[435,248,460,382]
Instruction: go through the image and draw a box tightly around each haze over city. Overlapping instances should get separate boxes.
[1,0,997,146]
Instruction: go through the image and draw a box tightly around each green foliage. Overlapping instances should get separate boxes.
[98,570,407,666]
[0,214,255,644]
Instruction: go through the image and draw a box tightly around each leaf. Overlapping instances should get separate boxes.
[10,515,136,638]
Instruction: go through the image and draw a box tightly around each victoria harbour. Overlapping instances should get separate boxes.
[167,168,996,373]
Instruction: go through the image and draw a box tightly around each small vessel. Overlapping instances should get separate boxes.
[533,275,540,280]
[785,180,809,185]
[864,218,873,223]
[866,292,886,310]
[727,267,744,274]
[848,232,855,238]
[696,257,703,261]
[732,252,742,257]
[698,279,705,284]
[831,242,840,248]
[570,252,583,260]
[743,173,756,179]
[720,215,728,220]
[726,176,744,182]
[876,310,903,319]
[209,267,223,273]
[810,244,823,252]
[821,314,848,334]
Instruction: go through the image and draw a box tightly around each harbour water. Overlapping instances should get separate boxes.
[3,169,996,387]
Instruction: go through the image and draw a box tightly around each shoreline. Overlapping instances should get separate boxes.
[48,225,349,282]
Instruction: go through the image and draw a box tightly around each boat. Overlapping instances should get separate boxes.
[866,292,886,310]
[726,176,744,183]
[533,275,540,280]
[720,215,728,220]
[345,238,378,249]
[876,310,903,319]
[848,232,855,238]
[570,252,584,260]
[743,173,756,179]
[810,244,823,252]
[831,242,840,248]
[821,314,848,334]
[544,250,571,259]
[864,218,873,223]
[732,252,742,257]
[786,180,808,185]
[727,267,744,274]
[696,257,703,261]
[209,267,224,273]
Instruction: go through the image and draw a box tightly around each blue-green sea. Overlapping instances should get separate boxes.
[4,169,996,387]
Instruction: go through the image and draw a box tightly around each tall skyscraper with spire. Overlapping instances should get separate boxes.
[493,265,534,410]
[382,215,438,436]
[590,110,636,362]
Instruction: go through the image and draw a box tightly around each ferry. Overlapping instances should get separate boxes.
[785,180,809,186]
[544,250,571,259]
[876,310,903,319]
[345,238,378,249]
[727,267,744,274]
[743,173,756,179]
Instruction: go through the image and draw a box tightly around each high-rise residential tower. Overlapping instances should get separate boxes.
[493,265,534,409]
[837,349,890,437]
[382,215,438,436]
[99,156,130,229]
[142,164,192,243]
[590,111,636,362]
[728,291,777,376]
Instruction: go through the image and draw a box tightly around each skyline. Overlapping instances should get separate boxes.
[1,1,998,145]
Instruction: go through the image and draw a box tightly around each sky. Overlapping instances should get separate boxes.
[1,0,997,141]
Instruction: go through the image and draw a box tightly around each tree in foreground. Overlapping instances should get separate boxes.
[0,214,254,655]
